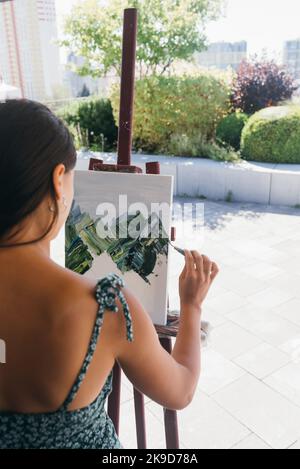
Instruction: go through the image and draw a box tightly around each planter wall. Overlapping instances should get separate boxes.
[76,151,300,207]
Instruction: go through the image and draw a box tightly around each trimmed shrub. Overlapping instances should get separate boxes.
[111,73,231,153]
[216,112,249,150]
[241,105,300,163]
[58,98,117,151]
[168,134,240,162]
[231,59,297,115]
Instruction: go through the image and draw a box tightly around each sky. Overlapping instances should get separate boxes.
[206,0,300,59]
[55,0,300,60]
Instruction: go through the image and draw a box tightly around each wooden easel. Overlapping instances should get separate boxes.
[88,8,180,449]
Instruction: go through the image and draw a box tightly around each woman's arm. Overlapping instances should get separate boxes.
[113,251,219,411]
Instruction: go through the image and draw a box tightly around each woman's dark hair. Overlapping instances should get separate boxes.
[0,99,77,247]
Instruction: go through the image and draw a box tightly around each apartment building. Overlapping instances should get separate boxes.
[196,41,247,71]
[0,0,61,100]
[283,39,300,80]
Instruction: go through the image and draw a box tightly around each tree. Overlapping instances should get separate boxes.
[61,0,224,78]
[231,58,297,115]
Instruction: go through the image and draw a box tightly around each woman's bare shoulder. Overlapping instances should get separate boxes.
[44,261,123,346]
[39,260,96,320]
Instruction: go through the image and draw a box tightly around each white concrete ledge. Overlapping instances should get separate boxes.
[76,151,300,207]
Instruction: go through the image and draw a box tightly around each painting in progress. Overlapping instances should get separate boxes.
[65,170,173,325]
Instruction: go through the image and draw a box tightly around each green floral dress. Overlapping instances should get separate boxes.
[0,274,134,449]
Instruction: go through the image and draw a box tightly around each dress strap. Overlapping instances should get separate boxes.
[60,273,134,411]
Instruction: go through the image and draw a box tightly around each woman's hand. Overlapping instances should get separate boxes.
[179,250,219,313]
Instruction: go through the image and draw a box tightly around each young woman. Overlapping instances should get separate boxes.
[0,99,219,449]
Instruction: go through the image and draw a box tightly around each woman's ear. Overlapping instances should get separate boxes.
[52,164,66,201]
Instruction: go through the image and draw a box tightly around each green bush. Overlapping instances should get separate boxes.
[216,112,249,150]
[241,105,300,163]
[111,73,231,153]
[168,134,240,162]
[58,98,118,151]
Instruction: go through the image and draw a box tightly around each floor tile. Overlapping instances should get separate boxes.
[232,434,271,449]
[247,287,294,310]
[234,343,290,379]
[240,262,282,281]
[275,257,300,277]
[206,291,247,316]
[228,305,300,347]
[201,307,227,328]
[199,349,245,395]
[265,274,300,298]
[220,270,267,297]
[210,322,262,360]
[213,375,300,449]
[289,441,300,449]
[273,299,300,327]
[280,337,300,363]
[273,239,300,254]
[119,400,167,449]
[120,383,134,404]
[223,240,286,264]
[265,363,300,407]
[147,393,250,450]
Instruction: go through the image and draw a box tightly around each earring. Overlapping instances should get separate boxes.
[62,195,68,210]
[48,196,67,213]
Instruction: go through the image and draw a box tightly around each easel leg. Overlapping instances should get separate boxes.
[159,337,180,449]
[164,408,180,449]
[108,361,122,435]
[133,388,147,449]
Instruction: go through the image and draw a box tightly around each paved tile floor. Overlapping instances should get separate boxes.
[51,197,300,449]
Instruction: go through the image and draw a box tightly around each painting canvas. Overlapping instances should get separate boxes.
[65,170,173,325]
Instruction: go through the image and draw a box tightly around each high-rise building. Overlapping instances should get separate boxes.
[0,0,62,100]
[283,40,300,80]
[196,41,247,71]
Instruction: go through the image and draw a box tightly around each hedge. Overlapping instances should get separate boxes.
[57,98,117,151]
[216,112,249,150]
[241,105,300,163]
[111,73,231,154]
